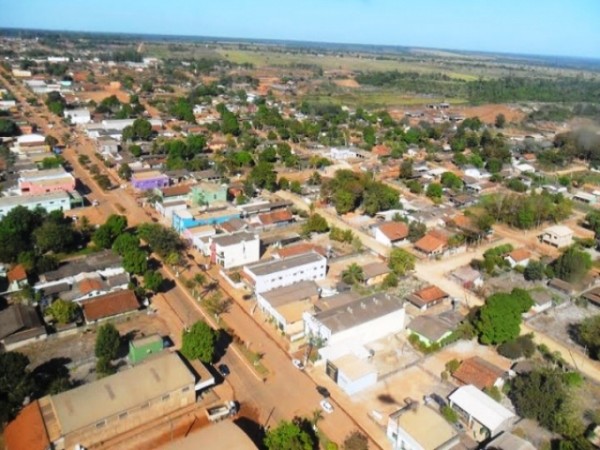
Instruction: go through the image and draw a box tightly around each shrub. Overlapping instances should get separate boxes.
[441,405,458,423]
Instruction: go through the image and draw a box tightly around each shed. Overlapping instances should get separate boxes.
[128,334,164,364]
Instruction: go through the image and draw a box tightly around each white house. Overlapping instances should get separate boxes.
[0,191,71,218]
[243,252,327,294]
[209,232,260,270]
[505,248,531,268]
[387,404,459,450]
[373,222,409,247]
[183,225,217,254]
[448,385,516,439]
[64,108,91,125]
[541,225,573,248]
[330,147,359,160]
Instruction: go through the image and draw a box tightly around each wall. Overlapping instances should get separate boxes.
[245,257,326,294]
[131,177,169,191]
[337,368,377,396]
[0,196,71,218]
[213,237,260,269]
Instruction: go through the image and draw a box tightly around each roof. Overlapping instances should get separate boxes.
[130,333,163,349]
[246,252,326,277]
[81,290,139,322]
[408,315,454,342]
[486,432,536,450]
[4,401,50,450]
[543,225,573,237]
[371,144,391,156]
[274,243,327,259]
[548,278,575,294]
[452,266,481,283]
[161,420,258,450]
[507,248,531,263]
[212,231,258,248]
[377,222,409,242]
[414,234,446,253]
[448,385,515,433]
[50,352,195,435]
[258,209,293,225]
[0,304,43,340]
[362,262,390,279]
[260,280,319,308]
[452,356,505,390]
[582,287,600,306]
[219,218,246,233]
[240,200,292,215]
[7,264,27,282]
[41,250,122,282]
[332,353,377,381]
[161,184,191,198]
[314,293,404,334]
[131,170,168,181]
[407,285,448,308]
[390,405,458,450]
[78,277,103,295]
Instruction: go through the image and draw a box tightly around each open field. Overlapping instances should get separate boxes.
[303,89,468,108]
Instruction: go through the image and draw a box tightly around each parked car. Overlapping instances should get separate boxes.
[320,399,334,414]
[292,359,304,370]
[453,421,465,433]
[218,364,230,377]
[316,386,330,398]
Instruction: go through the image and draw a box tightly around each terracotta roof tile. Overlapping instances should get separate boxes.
[161,184,191,197]
[275,243,327,259]
[414,234,446,253]
[4,401,49,450]
[78,278,103,295]
[508,248,531,263]
[258,209,293,225]
[7,264,27,283]
[452,356,505,390]
[378,222,409,241]
[414,285,448,303]
[372,144,391,157]
[81,290,139,322]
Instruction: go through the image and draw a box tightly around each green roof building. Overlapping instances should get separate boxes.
[128,334,164,364]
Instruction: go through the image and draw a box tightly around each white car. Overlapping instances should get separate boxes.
[320,399,334,414]
[292,359,304,370]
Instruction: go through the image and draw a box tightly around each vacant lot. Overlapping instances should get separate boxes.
[456,104,526,124]
[79,89,130,104]
[303,90,468,108]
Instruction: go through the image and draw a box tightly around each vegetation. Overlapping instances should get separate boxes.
[0,352,35,423]
[497,334,536,359]
[388,248,415,276]
[95,323,120,376]
[137,223,184,259]
[181,321,217,363]
[264,420,313,450]
[475,288,533,345]
[342,431,369,450]
[302,213,329,235]
[341,263,365,285]
[553,246,592,283]
[46,299,79,324]
[575,315,600,360]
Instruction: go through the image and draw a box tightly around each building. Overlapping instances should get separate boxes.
[387,403,459,450]
[243,252,327,294]
[32,352,196,449]
[64,108,91,125]
[541,225,573,248]
[172,206,241,233]
[414,233,447,257]
[257,280,319,339]
[362,262,391,286]
[4,401,51,450]
[485,432,536,450]
[407,310,463,347]
[131,170,169,191]
[0,304,47,351]
[190,183,228,206]
[581,286,600,307]
[407,286,449,311]
[272,243,327,259]
[448,385,516,440]
[162,420,259,450]
[209,231,260,269]
[452,357,506,390]
[328,352,378,396]
[505,248,531,268]
[374,222,409,247]
[80,289,140,324]
[256,209,294,227]
[18,168,76,195]
[0,191,72,218]
[450,266,483,289]
[129,334,164,364]
[6,264,28,292]
[184,225,217,253]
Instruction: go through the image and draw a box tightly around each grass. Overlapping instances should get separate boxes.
[236,343,269,377]
[303,90,467,108]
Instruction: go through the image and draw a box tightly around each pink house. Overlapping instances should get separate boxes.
[18,168,76,195]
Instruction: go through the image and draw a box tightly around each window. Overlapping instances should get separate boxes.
[118,412,128,420]
[96,420,106,429]
[140,402,150,409]
[162,394,170,402]
[182,386,190,393]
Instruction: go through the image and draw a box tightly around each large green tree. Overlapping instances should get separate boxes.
[46,299,79,324]
[388,248,415,276]
[0,352,35,423]
[33,221,76,254]
[181,321,217,363]
[123,249,148,275]
[553,246,592,283]
[342,263,365,285]
[264,420,313,450]
[577,315,600,360]
[95,323,121,361]
[476,289,533,345]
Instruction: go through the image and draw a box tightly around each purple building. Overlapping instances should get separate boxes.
[131,171,169,191]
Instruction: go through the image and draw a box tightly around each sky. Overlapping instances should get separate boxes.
[1,0,599,59]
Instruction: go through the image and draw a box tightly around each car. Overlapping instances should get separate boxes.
[316,386,330,398]
[428,393,447,409]
[218,364,230,377]
[319,399,334,414]
[292,359,304,370]
[453,421,465,433]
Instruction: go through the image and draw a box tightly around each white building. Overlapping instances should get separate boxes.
[0,100,17,110]
[64,108,91,125]
[373,222,409,247]
[387,404,459,450]
[541,225,573,248]
[0,191,71,218]
[100,118,163,131]
[448,385,516,439]
[209,232,260,270]
[330,147,359,160]
[243,252,327,294]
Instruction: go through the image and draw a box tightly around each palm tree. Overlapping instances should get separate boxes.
[311,409,324,429]
[341,263,364,285]
[193,273,206,287]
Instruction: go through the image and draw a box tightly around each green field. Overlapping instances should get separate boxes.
[303,90,467,108]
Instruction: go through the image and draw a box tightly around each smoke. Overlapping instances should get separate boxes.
[572,126,600,153]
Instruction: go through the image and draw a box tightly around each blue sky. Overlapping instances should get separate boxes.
[2,0,599,58]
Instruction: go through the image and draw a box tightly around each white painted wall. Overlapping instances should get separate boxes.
[245,256,326,294]
[214,237,260,270]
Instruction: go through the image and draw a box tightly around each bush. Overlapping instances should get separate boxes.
[441,405,458,423]
[445,358,461,374]
[497,334,536,359]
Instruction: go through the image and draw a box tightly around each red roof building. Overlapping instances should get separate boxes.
[452,356,505,390]
[407,285,449,310]
[4,401,50,450]
[81,290,139,323]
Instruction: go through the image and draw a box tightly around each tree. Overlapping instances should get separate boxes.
[524,260,545,281]
[577,315,600,360]
[343,431,369,450]
[279,177,290,190]
[302,214,329,235]
[264,420,313,450]
[553,246,592,282]
[92,225,113,249]
[475,289,533,345]
[203,292,231,320]
[0,118,20,137]
[118,163,132,181]
[382,272,399,288]
[123,249,148,275]
[440,172,463,190]
[181,321,217,363]
[46,299,79,324]
[290,180,302,194]
[95,323,120,361]
[33,221,76,253]
[96,356,116,378]
[0,352,34,423]
[342,263,365,285]
[112,232,140,256]
[388,248,415,276]
[143,270,164,293]
[137,223,183,259]
[495,113,506,128]
[250,161,278,191]
[408,221,426,243]
[426,183,443,199]
[399,159,413,179]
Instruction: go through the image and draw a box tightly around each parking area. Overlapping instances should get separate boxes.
[326,254,383,281]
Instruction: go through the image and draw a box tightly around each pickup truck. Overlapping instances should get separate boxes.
[205,401,238,422]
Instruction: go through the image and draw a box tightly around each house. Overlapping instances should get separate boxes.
[239,200,292,218]
[451,266,483,289]
[156,184,192,204]
[243,252,327,294]
[581,286,600,307]
[256,280,319,339]
[485,432,536,450]
[328,352,378,396]
[407,286,449,311]
[407,310,463,347]
[18,168,76,195]
[362,262,391,286]
[256,209,294,227]
[209,231,260,269]
[128,334,164,364]
[505,248,531,268]
[372,144,391,158]
[387,403,459,450]
[37,250,123,284]
[172,206,241,233]
[374,222,409,247]
[64,108,91,124]
[529,289,554,313]
[183,225,217,254]
[4,401,51,450]
[548,278,575,296]
[130,170,169,191]
[452,357,506,390]
[24,352,196,449]
[541,225,573,248]
[161,420,259,450]
[0,191,72,218]
[272,243,327,259]
[7,264,28,292]
[448,385,516,439]
[0,304,47,351]
[80,290,140,324]
[304,293,406,363]
[190,182,228,206]
[414,233,447,257]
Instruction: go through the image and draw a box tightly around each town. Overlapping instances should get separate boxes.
[0,25,600,450]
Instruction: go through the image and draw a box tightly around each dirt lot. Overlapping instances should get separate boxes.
[453,103,525,124]
[78,89,130,104]
[333,78,360,88]
[527,302,600,355]
[327,253,383,281]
